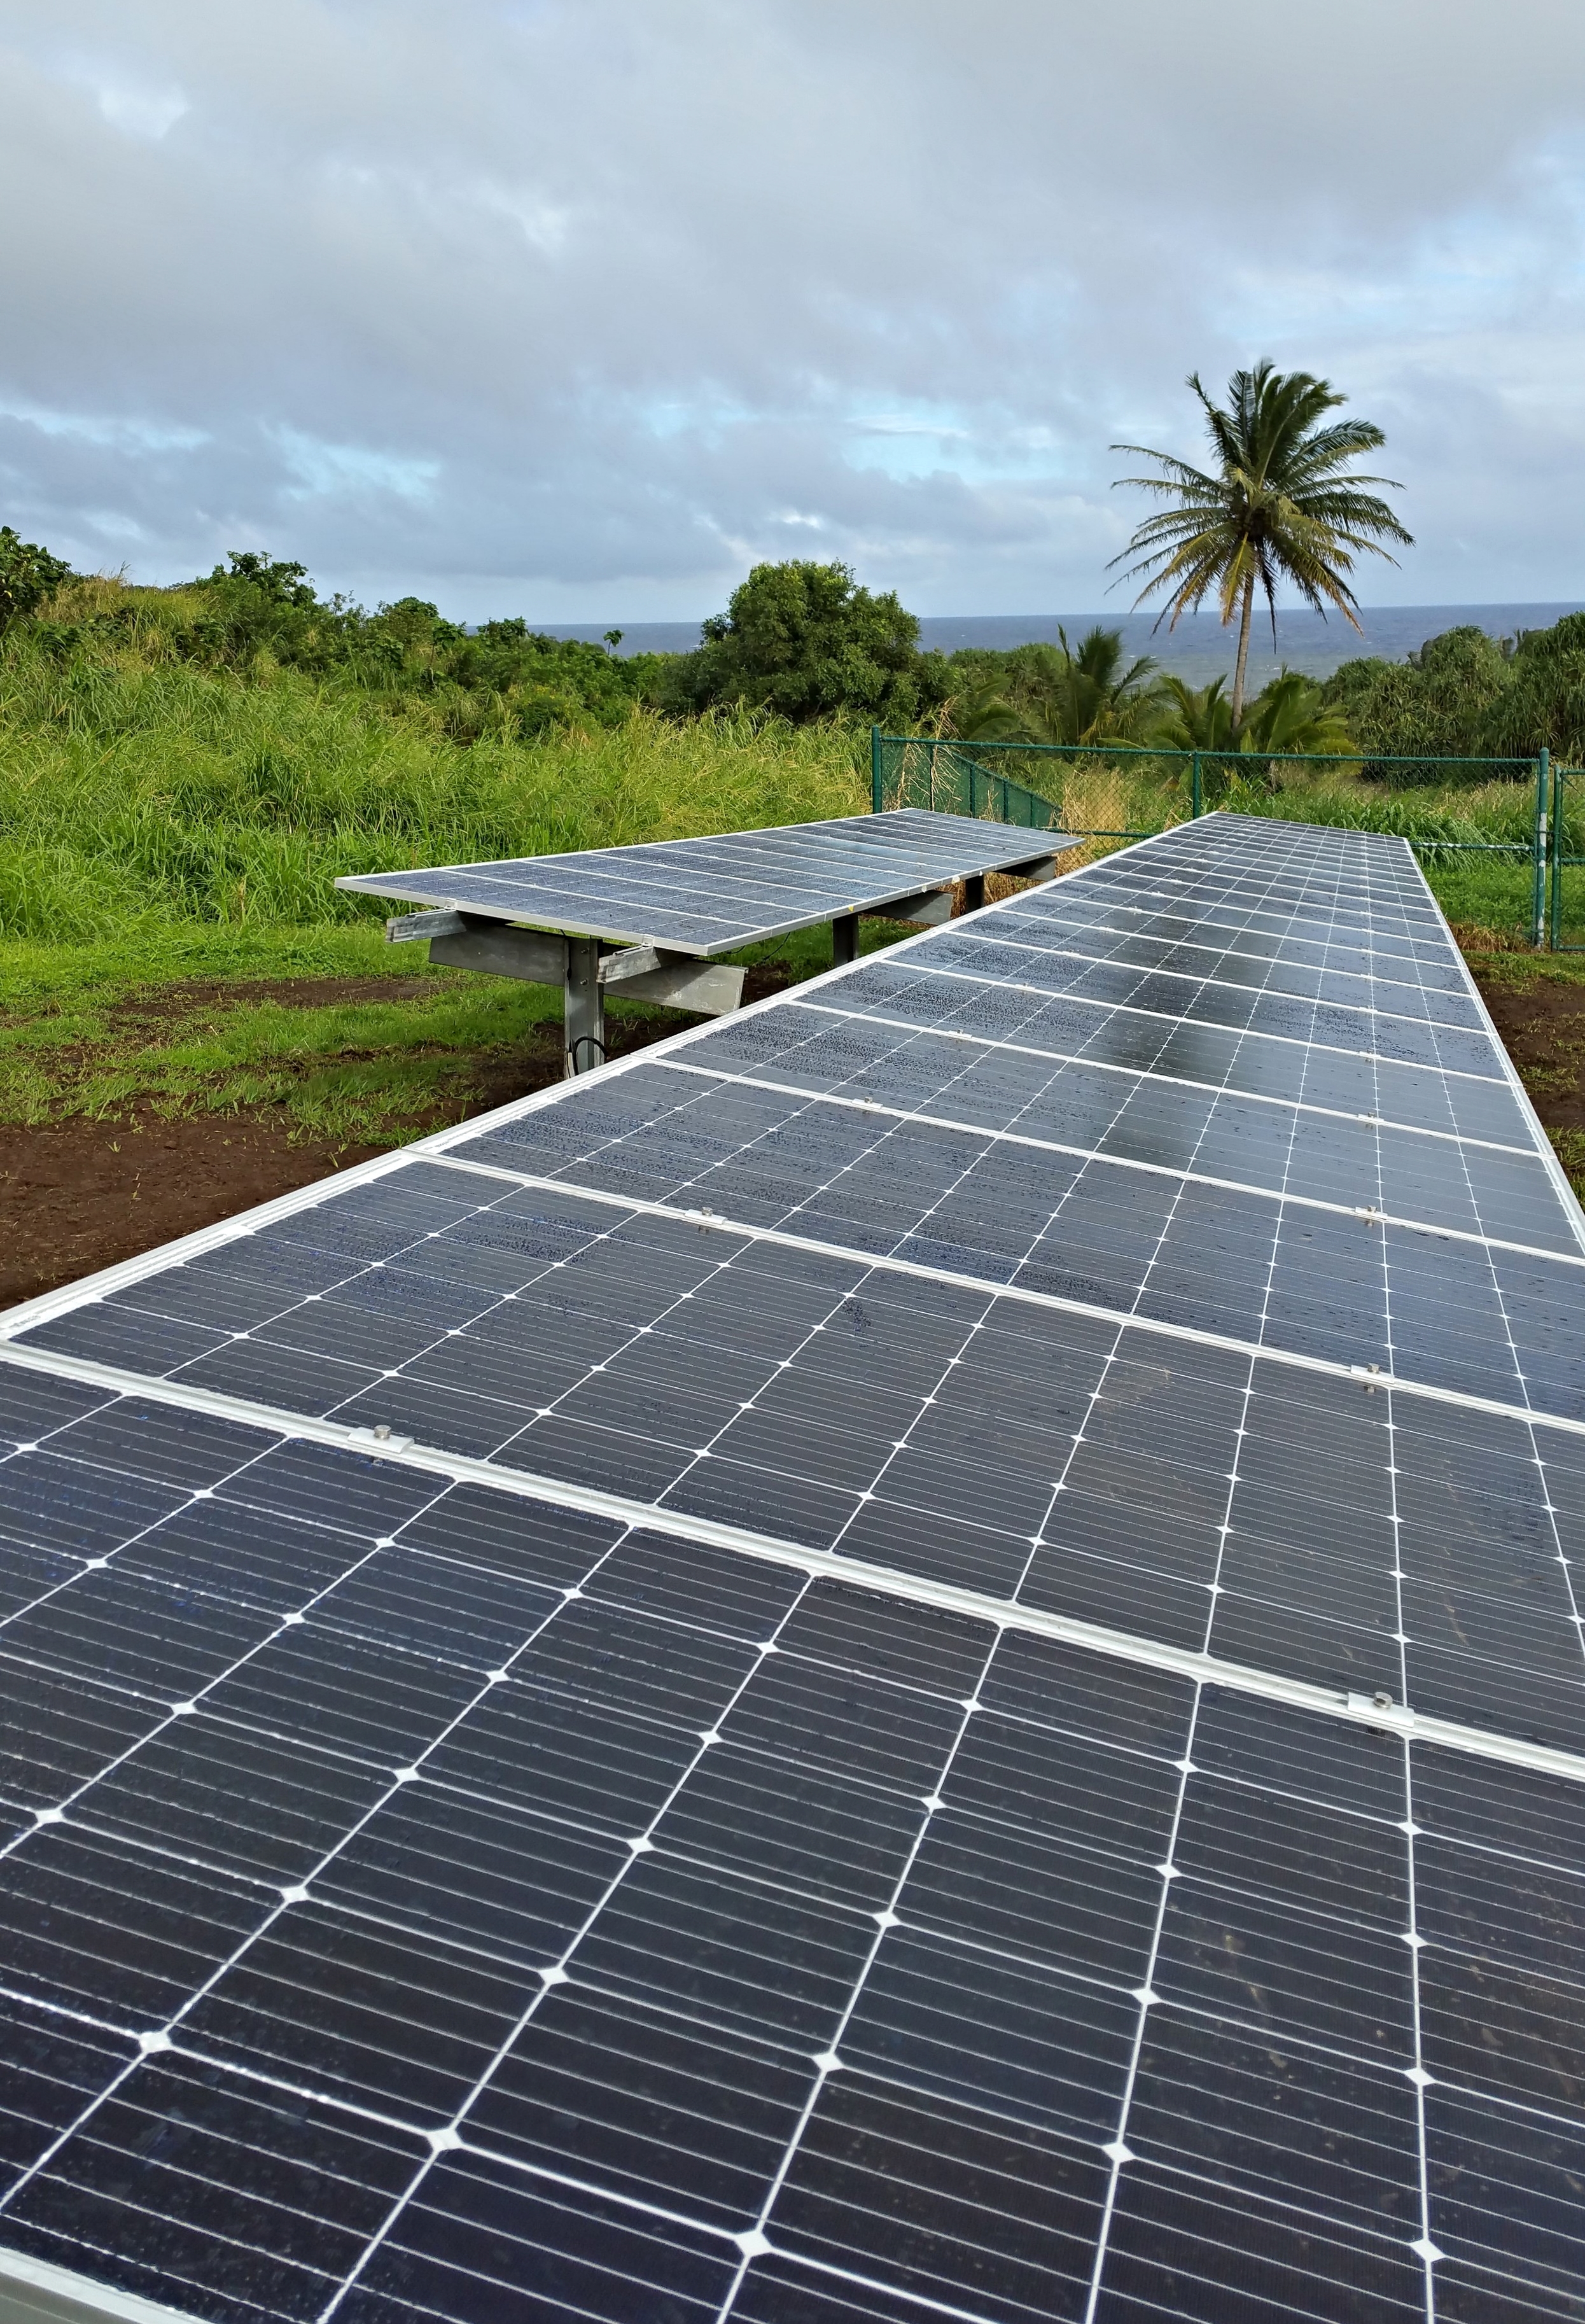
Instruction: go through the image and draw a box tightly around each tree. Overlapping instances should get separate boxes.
[1236,671,1356,757]
[1154,669,1353,758]
[0,527,72,630]
[1150,674,1237,753]
[661,559,942,724]
[1470,613,1585,764]
[954,626,1163,745]
[1323,626,1511,762]
[1110,362,1412,731]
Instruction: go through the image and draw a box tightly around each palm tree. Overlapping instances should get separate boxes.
[1152,669,1355,758]
[1151,675,1237,753]
[954,625,1163,746]
[1110,363,1412,730]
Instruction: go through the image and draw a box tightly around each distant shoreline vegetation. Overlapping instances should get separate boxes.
[3,534,1585,765]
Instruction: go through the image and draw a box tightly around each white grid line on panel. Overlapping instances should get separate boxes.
[709,1689,991,2321]
[411,1158,1585,1441]
[1,1339,1582,1791]
[787,998,1540,1159]
[653,1056,1585,1268]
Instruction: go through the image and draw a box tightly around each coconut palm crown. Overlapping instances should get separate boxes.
[1110,363,1413,729]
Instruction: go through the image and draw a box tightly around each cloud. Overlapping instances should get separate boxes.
[0,0,1582,617]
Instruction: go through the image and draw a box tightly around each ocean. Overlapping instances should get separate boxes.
[534,603,1585,689]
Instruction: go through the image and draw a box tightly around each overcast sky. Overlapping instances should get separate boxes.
[3,0,1584,622]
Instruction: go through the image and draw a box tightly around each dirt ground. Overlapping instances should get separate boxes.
[0,977,784,1310]
[2,954,1577,1313]
[1473,966,1585,1136]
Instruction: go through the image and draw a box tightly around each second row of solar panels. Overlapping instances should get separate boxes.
[339,806,1061,955]
[663,997,1565,1249]
[18,1156,1585,1754]
[0,1371,1581,2321]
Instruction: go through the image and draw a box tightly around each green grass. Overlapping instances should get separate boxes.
[0,629,879,1144]
[0,623,1574,1152]
[0,620,866,935]
[0,915,896,1149]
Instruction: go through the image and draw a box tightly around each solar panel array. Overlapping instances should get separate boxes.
[2,811,1584,2324]
[335,808,1070,955]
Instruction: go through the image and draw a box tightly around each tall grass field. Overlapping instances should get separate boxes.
[0,619,1563,946]
[1,608,1578,1156]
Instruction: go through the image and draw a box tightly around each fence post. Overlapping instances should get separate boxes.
[1192,753,1202,818]
[1551,757,1564,951]
[1532,750,1549,946]
[870,726,884,816]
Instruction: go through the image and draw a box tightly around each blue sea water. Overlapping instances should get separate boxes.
[536,603,1585,689]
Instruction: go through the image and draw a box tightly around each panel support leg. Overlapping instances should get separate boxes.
[565,935,606,1075]
[832,913,858,967]
[961,873,986,915]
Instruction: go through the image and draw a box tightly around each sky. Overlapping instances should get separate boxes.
[3,0,1584,623]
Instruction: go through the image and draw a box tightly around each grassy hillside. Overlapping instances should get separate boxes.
[0,591,865,943]
[1,575,1579,1164]
[0,591,870,1149]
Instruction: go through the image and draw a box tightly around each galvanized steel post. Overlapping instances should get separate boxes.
[564,935,605,1076]
[870,726,884,815]
[1192,753,1202,818]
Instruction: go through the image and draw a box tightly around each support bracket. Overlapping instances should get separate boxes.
[385,910,743,1075]
[421,920,571,985]
[867,887,954,927]
[598,946,745,1017]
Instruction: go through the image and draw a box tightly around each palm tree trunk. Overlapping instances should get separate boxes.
[1230,573,1255,732]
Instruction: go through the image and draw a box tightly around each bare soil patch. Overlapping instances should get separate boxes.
[1472,965,1585,1136]
[0,962,799,1308]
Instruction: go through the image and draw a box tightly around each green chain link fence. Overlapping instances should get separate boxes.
[872,729,1571,949]
[1549,763,1585,950]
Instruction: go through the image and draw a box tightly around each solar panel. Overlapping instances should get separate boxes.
[2,811,1584,2323]
[335,808,1073,956]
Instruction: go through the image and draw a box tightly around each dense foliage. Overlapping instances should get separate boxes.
[4,517,1584,823]
[953,628,1163,746]
[1322,615,1585,766]
[659,559,950,725]
[30,552,669,739]
[0,528,73,633]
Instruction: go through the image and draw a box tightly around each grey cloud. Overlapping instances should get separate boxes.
[1,0,1582,616]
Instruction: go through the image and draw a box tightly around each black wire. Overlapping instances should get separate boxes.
[567,1033,607,1073]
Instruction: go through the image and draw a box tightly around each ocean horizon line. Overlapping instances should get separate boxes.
[527,600,1585,683]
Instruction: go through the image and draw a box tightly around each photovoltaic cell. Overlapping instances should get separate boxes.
[0,813,1583,2322]
[335,807,1071,956]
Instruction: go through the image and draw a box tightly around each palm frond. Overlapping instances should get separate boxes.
[1110,363,1411,671]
